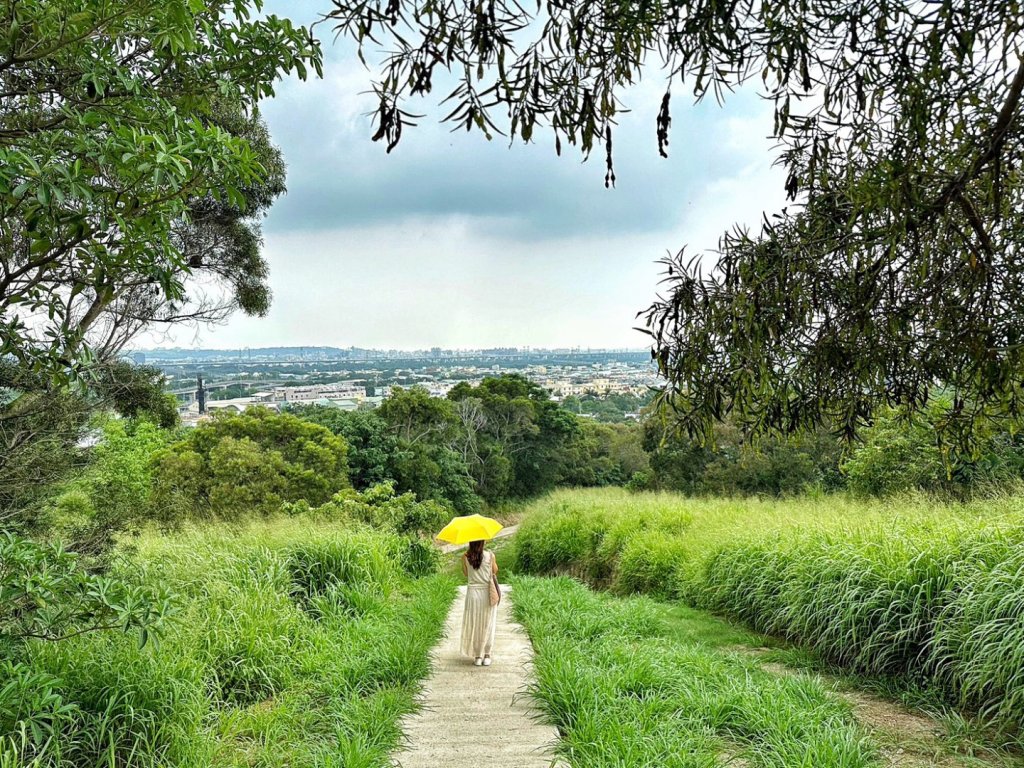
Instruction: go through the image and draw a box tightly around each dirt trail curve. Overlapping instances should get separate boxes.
[391,585,564,768]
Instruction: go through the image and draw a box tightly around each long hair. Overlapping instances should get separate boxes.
[467,540,485,570]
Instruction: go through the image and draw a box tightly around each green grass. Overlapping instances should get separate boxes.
[511,575,880,768]
[4,518,457,768]
[513,488,1024,738]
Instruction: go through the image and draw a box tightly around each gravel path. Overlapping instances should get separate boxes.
[391,585,563,767]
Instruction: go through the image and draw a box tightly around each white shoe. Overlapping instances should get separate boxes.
[474,657,483,666]
[483,657,492,666]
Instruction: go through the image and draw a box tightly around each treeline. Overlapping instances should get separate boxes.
[4,373,647,562]
[292,375,647,512]
[12,368,1024,563]
[640,399,1024,498]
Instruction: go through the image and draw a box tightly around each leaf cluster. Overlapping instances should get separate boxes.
[0,0,321,380]
[329,0,1024,445]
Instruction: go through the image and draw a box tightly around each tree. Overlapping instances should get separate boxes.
[92,103,287,356]
[841,401,1024,497]
[379,386,455,444]
[0,533,171,654]
[293,406,403,488]
[642,414,844,496]
[0,0,320,381]
[448,374,581,499]
[152,408,349,520]
[328,0,1024,447]
[561,421,649,487]
[295,403,483,512]
[43,419,173,558]
[0,361,177,536]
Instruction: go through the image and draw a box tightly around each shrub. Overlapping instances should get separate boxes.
[151,408,350,521]
[39,419,173,557]
[0,533,171,655]
[624,470,652,492]
[303,482,450,537]
[842,402,1024,496]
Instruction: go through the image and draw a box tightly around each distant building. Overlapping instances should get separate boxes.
[271,383,365,403]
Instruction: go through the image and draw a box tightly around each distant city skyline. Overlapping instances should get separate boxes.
[134,343,649,353]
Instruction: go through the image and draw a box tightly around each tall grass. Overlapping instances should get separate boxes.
[512,575,880,768]
[514,488,1024,735]
[2,518,456,767]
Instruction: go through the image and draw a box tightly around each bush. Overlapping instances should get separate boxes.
[842,402,1024,496]
[0,533,171,656]
[624,470,652,492]
[40,419,172,557]
[302,482,450,537]
[151,408,350,521]
[643,417,845,497]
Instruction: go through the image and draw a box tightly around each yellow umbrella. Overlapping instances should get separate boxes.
[436,514,504,545]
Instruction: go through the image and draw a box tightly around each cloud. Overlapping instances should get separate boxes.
[162,216,670,349]
[258,0,781,240]
[144,0,789,349]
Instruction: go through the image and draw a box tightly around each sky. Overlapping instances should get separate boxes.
[146,0,788,351]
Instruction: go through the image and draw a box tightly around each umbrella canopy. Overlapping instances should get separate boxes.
[436,514,504,545]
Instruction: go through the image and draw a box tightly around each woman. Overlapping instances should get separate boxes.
[460,539,499,666]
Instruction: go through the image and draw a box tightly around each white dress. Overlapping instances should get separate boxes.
[460,550,498,658]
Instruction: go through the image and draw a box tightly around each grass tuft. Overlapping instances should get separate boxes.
[512,575,880,768]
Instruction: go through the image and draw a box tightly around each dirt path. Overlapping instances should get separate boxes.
[747,654,1012,768]
[390,584,563,768]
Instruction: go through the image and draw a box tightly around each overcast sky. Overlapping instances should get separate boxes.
[147,0,787,351]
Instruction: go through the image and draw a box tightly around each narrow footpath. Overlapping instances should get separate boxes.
[391,585,562,768]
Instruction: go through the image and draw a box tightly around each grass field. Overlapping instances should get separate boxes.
[512,575,882,767]
[4,519,456,768]
[513,488,1024,739]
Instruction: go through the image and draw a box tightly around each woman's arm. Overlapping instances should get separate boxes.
[461,553,468,577]
[491,553,498,575]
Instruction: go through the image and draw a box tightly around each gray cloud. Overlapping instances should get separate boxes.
[259,0,776,239]
[140,1,787,350]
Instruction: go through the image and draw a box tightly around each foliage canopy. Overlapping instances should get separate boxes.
[328,0,1024,446]
[152,408,350,520]
[0,0,320,381]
